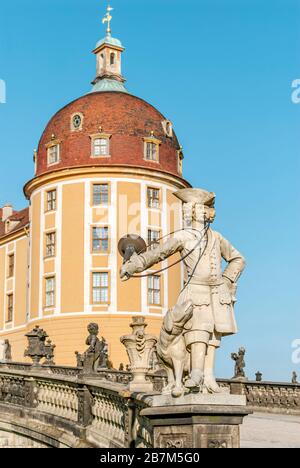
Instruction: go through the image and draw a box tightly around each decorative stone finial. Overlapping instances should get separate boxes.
[121,317,157,392]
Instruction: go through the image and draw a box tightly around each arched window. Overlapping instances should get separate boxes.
[99,53,105,70]
[110,53,115,66]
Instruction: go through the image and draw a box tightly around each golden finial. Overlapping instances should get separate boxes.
[102,4,114,36]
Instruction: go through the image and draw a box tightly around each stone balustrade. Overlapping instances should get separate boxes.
[0,362,299,448]
[37,379,78,422]
[230,380,300,415]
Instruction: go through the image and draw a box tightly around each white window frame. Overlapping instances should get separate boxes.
[143,136,161,163]
[147,187,160,209]
[46,232,56,258]
[90,133,112,158]
[46,190,57,212]
[93,184,109,206]
[92,226,109,252]
[92,272,109,304]
[8,254,14,278]
[47,144,60,166]
[148,275,161,305]
[148,229,160,250]
[7,294,13,323]
[45,277,55,308]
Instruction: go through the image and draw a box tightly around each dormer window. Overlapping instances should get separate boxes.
[48,145,59,165]
[143,135,161,163]
[46,137,61,166]
[146,142,157,161]
[162,120,173,138]
[177,147,184,176]
[90,133,111,158]
[94,138,109,156]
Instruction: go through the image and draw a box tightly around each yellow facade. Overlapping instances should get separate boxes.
[0,166,188,367]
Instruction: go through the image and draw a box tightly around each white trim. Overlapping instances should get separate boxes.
[162,186,168,314]
[140,181,148,315]
[38,190,45,317]
[2,244,7,329]
[55,184,62,315]
[12,241,16,328]
[32,176,179,196]
[108,180,117,313]
[84,181,92,313]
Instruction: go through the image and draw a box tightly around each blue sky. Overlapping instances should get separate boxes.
[0,0,299,381]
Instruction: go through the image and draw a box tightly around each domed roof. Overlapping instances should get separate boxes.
[35,92,183,178]
[95,35,123,49]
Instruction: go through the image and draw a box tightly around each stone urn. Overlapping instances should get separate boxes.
[121,317,157,392]
[24,326,48,366]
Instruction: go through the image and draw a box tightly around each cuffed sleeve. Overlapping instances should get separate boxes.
[217,233,246,283]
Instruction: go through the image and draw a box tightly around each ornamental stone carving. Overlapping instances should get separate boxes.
[231,347,247,381]
[120,188,246,397]
[75,323,109,374]
[292,372,298,384]
[24,326,55,366]
[120,317,157,392]
[0,340,12,362]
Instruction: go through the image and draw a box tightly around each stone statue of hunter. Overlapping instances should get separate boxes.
[120,188,245,395]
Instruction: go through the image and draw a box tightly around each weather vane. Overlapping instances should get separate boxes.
[102,4,114,36]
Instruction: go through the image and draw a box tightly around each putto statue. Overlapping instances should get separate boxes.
[231,347,247,380]
[120,188,245,397]
[0,339,12,362]
[292,371,298,384]
[75,323,109,373]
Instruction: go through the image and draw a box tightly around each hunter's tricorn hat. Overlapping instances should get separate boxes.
[174,188,215,207]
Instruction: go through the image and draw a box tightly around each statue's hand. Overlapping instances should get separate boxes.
[223,276,237,300]
[120,252,144,281]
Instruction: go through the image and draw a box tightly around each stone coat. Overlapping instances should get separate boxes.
[125,228,245,337]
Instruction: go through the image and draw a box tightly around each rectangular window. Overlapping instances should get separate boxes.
[93,184,109,205]
[46,232,56,257]
[148,275,161,305]
[147,188,160,209]
[148,229,160,250]
[47,190,57,211]
[47,144,60,165]
[7,294,13,323]
[92,227,109,252]
[93,138,109,157]
[8,254,14,277]
[92,272,109,304]
[145,142,158,161]
[45,277,55,308]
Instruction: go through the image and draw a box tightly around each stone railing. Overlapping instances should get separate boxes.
[0,362,299,448]
[37,378,79,422]
[230,379,300,415]
[0,364,150,448]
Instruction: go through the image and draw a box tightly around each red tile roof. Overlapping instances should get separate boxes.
[36,92,182,178]
[0,207,29,239]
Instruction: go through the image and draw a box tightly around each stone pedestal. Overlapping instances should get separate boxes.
[141,394,251,449]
